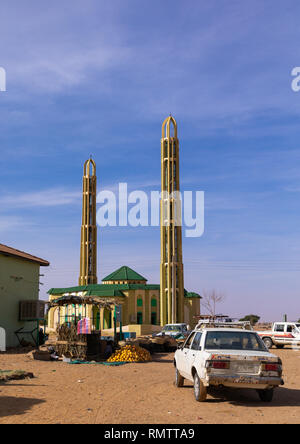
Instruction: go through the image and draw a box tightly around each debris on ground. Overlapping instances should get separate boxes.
[0,370,34,382]
[26,345,59,361]
[68,360,128,366]
[27,349,52,361]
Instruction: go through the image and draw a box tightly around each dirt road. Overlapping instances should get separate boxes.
[0,348,299,424]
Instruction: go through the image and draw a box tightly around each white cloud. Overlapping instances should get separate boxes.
[0,188,81,208]
[13,46,131,93]
[284,186,300,193]
[0,215,32,232]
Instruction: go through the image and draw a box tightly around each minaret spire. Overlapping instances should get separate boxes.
[160,116,185,325]
[79,158,98,286]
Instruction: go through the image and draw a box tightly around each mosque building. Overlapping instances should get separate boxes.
[47,265,201,335]
[47,117,201,335]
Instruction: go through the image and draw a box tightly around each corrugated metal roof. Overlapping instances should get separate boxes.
[0,243,49,266]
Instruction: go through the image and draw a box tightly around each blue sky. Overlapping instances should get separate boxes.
[1,0,300,321]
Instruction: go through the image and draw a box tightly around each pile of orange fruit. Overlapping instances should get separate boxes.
[107,344,151,363]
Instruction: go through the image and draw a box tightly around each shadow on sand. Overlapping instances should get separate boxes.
[152,353,175,364]
[181,384,300,407]
[0,395,45,418]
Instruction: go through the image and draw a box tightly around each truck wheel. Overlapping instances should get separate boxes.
[263,337,273,349]
[257,388,274,402]
[175,367,184,387]
[193,373,207,402]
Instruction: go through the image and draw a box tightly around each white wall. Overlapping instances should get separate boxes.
[0,327,6,352]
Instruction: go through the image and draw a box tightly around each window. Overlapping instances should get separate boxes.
[191,332,202,350]
[274,324,285,332]
[151,298,157,307]
[205,331,266,352]
[162,325,181,333]
[183,332,196,349]
[137,298,143,307]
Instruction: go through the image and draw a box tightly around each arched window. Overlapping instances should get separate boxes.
[137,298,143,307]
[151,298,157,308]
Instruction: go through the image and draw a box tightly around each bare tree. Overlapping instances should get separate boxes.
[201,290,226,316]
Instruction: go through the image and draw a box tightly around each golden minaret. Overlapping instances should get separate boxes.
[160,116,185,325]
[79,158,98,286]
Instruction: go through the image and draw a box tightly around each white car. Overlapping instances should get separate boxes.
[155,323,188,338]
[174,327,284,402]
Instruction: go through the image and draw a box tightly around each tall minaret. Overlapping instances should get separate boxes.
[79,158,98,286]
[160,116,185,325]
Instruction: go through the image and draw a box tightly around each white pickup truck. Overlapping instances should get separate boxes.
[174,327,284,402]
[257,322,300,349]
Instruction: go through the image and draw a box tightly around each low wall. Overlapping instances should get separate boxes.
[102,324,162,337]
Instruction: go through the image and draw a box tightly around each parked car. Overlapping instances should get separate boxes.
[174,326,284,402]
[155,323,189,339]
[256,322,300,349]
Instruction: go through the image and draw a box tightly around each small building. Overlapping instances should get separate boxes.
[0,243,49,347]
[48,266,201,335]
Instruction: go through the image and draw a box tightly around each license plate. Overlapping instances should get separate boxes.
[234,363,259,374]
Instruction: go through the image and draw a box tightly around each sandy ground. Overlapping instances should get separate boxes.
[0,347,299,424]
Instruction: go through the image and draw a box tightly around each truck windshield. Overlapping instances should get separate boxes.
[162,326,181,332]
[205,331,267,351]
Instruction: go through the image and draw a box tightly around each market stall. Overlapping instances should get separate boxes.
[48,294,123,361]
